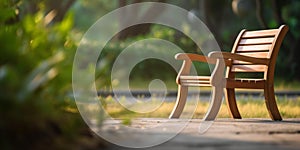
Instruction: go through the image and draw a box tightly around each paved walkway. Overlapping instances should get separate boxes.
[101,118,300,150]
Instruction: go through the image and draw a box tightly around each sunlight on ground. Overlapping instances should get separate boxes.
[99,96,300,121]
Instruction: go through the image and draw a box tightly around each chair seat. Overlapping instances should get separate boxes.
[179,75,266,89]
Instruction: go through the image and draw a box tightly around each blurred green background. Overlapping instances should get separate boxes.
[1,0,300,149]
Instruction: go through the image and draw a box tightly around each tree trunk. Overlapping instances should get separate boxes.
[202,0,224,49]
[256,0,268,28]
[117,0,166,40]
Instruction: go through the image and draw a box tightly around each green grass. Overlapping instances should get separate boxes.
[274,80,300,90]
[99,96,300,120]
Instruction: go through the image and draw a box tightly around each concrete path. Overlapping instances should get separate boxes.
[101,118,300,150]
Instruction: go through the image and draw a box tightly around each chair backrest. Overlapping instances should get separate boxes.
[228,25,289,80]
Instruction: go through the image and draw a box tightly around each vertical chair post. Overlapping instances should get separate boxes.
[264,83,282,121]
[261,25,288,121]
[225,88,242,119]
[169,85,188,118]
[203,58,226,121]
[203,86,224,120]
[169,58,192,118]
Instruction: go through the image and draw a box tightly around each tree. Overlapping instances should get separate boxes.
[116,0,166,40]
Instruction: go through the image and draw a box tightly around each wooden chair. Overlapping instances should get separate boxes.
[169,25,289,121]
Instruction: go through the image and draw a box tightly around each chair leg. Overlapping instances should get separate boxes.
[264,84,282,121]
[203,86,224,121]
[169,85,188,118]
[225,88,242,119]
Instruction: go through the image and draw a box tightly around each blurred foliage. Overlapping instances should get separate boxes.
[73,0,118,30]
[96,24,201,90]
[0,0,101,149]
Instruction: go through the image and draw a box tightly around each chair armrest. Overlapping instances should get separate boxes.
[175,53,215,84]
[175,53,217,64]
[175,53,232,66]
[175,53,228,86]
[208,52,270,65]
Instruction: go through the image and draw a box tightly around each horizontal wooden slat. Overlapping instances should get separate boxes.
[179,76,212,86]
[181,82,211,86]
[233,52,269,64]
[242,29,278,38]
[180,76,210,80]
[239,37,274,45]
[181,83,212,87]
[237,44,271,52]
[226,78,265,89]
[231,65,267,72]
[181,80,210,83]
[233,78,265,83]
[235,52,269,58]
